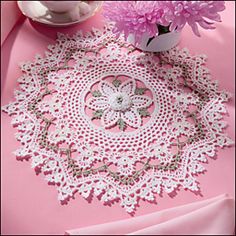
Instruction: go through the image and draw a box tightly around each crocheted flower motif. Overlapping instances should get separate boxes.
[106,42,121,60]
[153,144,169,157]
[75,144,100,168]
[116,154,136,176]
[86,78,152,129]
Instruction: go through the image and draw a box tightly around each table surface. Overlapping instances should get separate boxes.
[1,2,235,235]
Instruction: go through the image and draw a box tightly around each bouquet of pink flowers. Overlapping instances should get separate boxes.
[103,1,225,44]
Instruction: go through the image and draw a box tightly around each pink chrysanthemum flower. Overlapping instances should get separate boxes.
[159,1,226,36]
[103,1,164,43]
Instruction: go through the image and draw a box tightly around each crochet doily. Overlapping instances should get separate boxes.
[2,24,234,213]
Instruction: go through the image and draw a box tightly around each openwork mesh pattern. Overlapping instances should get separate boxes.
[2,24,233,213]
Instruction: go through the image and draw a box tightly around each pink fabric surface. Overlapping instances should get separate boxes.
[1,1,235,235]
[66,194,235,235]
[1,1,23,46]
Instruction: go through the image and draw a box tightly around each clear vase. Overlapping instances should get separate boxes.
[127,31,181,52]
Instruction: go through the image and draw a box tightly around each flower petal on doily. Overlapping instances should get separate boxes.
[131,95,152,108]
[98,80,117,97]
[86,97,108,110]
[121,108,141,128]
[101,109,120,128]
[119,79,136,95]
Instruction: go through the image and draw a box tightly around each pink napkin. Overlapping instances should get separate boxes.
[65,194,235,235]
[1,1,23,45]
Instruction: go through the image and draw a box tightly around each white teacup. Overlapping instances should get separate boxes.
[40,1,80,13]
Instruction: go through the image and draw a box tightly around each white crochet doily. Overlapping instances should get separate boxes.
[2,24,234,213]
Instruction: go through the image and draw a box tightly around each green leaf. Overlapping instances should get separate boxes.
[138,108,150,118]
[117,118,126,131]
[76,172,82,177]
[135,88,148,95]
[68,164,73,168]
[92,90,102,97]
[91,110,103,120]
[146,36,155,47]
[158,24,171,35]
[128,47,136,54]
[112,79,122,88]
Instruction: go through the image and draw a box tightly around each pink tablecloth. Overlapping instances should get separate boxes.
[66,194,235,235]
[0,1,23,45]
[1,1,235,235]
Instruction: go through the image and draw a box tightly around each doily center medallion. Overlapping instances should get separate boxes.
[85,75,154,132]
[2,24,234,213]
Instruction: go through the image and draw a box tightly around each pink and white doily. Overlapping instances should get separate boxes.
[2,24,234,213]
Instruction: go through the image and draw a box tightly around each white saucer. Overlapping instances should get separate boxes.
[17,1,103,27]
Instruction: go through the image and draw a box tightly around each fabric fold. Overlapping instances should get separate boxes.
[65,194,235,235]
[1,1,23,46]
